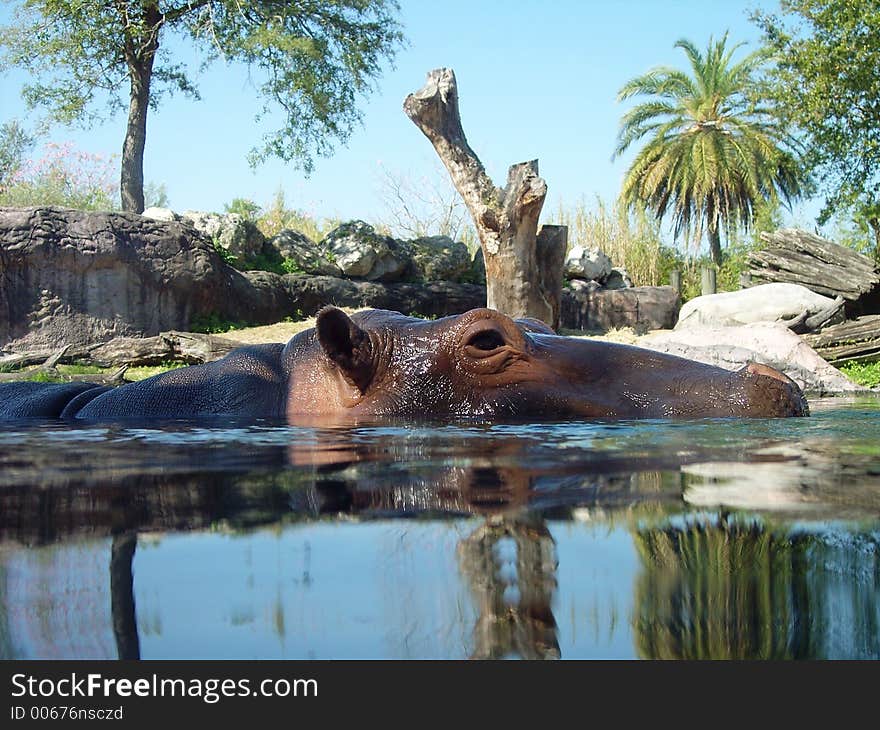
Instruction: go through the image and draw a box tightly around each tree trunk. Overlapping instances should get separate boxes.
[120,74,151,213]
[404,68,566,325]
[868,216,880,262]
[708,225,722,267]
[535,225,567,330]
[119,3,160,214]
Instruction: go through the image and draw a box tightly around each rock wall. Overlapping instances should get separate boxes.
[561,285,680,332]
[1,207,679,352]
[0,208,488,351]
[0,207,249,350]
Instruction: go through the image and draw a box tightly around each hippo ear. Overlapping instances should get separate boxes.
[316,307,375,393]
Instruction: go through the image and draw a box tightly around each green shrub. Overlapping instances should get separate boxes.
[254,187,338,241]
[838,361,880,388]
[212,238,239,266]
[224,197,261,220]
[189,313,246,334]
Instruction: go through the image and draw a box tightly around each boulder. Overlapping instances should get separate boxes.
[321,220,411,282]
[269,229,342,277]
[0,206,285,350]
[282,275,486,319]
[560,286,680,332]
[141,207,179,222]
[639,322,865,395]
[675,282,840,330]
[568,279,602,294]
[409,235,471,281]
[564,245,613,282]
[604,267,633,290]
[181,210,267,264]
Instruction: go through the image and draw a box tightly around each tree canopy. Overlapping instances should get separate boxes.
[753,0,880,248]
[0,1,405,212]
[614,33,804,265]
[0,119,34,191]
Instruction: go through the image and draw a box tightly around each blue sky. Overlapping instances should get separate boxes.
[0,0,819,236]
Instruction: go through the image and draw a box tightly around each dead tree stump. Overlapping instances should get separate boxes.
[404,68,567,326]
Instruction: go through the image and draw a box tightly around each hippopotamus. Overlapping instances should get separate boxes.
[0,307,808,421]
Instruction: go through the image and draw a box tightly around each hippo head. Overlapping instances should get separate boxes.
[282,307,808,421]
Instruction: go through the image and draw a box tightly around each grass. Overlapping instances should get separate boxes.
[838,360,880,388]
[57,364,105,375]
[126,362,187,381]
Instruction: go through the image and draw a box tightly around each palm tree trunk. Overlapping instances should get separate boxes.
[708,226,723,267]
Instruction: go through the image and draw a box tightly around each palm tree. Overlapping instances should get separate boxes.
[614,33,803,266]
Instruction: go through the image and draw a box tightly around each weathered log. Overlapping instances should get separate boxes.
[0,351,53,370]
[788,295,846,334]
[42,345,71,369]
[804,314,880,364]
[84,331,242,367]
[748,229,880,302]
[404,68,566,324]
[0,365,128,384]
[0,331,244,372]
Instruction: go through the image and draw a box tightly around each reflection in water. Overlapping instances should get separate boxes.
[634,514,880,659]
[110,533,139,660]
[459,515,559,660]
[0,400,880,658]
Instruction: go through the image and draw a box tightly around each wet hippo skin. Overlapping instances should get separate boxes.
[0,307,809,421]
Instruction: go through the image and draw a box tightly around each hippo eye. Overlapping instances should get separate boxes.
[466,330,506,352]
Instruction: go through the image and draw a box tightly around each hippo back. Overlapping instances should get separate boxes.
[0,382,109,419]
[73,344,289,420]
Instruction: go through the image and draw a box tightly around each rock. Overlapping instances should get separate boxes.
[409,235,471,281]
[282,275,486,319]
[0,206,284,350]
[321,220,411,282]
[676,282,840,330]
[564,245,613,282]
[181,210,267,264]
[568,279,602,294]
[640,323,865,394]
[269,229,342,277]
[228,270,302,324]
[141,207,179,222]
[604,267,632,290]
[0,207,491,351]
[560,286,680,332]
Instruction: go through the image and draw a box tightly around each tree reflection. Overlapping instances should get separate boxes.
[633,514,880,659]
[3,423,880,659]
[110,532,140,660]
[458,515,559,660]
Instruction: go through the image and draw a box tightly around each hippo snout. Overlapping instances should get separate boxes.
[738,362,809,417]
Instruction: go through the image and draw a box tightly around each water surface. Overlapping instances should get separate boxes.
[2,396,879,659]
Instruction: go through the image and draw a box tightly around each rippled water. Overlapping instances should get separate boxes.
[1,396,880,659]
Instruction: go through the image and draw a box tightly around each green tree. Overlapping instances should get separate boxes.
[0,119,34,191]
[0,1,404,213]
[224,197,261,221]
[614,33,804,266]
[753,0,880,254]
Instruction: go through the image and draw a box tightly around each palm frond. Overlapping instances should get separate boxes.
[615,32,805,259]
